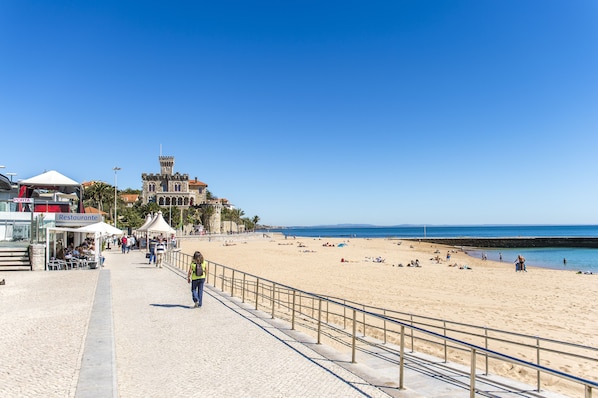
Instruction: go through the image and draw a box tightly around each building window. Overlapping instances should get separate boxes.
[174,183,181,192]
[149,183,156,192]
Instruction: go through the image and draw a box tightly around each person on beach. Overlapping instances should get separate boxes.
[155,238,166,268]
[187,251,207,308]
[516,255,526,272]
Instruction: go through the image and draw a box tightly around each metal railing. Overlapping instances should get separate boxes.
[165,249,598,397]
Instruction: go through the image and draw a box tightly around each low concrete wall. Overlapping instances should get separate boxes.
[409,237,598,248]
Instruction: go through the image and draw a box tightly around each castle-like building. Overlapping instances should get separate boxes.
[140,156,242,234]
[141,156,207,207]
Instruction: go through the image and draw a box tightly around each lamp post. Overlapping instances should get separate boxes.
[6,173,16,183]
[113,167,121,228]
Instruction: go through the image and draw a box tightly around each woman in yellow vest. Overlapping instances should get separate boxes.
[187,251,207,308]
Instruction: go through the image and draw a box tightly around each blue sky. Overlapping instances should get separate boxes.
[1,1,597,226]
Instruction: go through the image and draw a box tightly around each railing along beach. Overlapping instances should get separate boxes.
[165,249,598,397]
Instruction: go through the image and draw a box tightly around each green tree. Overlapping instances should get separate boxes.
[119,207,144,231]
[83,182,115,220]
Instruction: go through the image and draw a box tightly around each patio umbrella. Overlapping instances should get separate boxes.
[75,221,123,236]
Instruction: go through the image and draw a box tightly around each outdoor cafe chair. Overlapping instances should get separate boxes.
[48,259,66,271]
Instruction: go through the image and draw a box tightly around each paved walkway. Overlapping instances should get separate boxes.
[0,249,570,397]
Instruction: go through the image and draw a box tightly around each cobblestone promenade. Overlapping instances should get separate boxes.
[0,250,398,398]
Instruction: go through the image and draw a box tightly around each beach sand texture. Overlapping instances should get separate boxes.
[182,234,598,396]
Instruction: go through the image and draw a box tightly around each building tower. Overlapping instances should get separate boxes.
[159,156,174,176]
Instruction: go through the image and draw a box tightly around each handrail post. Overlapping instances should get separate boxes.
[536,336,541,392]
[351,309,357,363]
[443,320,447,363]
[399,325,405,390]
[484,327,489,375]
[255,278,259,310]
[470,348,476,398]
[383,309,387,344]
[271,283,276,319]
[317,298,322,344]
[221,267,225,291]
[231,269,235,297]
[291,290,296,330]
[242,273,246,303]
[410,314,414,352]
[585,385,592,398]
[362,304,366,337]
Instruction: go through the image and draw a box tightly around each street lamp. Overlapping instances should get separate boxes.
[6,173,16,183]
[113,167,121,228]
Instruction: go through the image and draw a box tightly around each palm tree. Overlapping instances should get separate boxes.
[83,182,114,218]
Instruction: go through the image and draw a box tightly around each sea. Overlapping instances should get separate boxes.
[264,225,598,273]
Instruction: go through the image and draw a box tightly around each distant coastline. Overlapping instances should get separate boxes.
[263,224,598,239]
[413,237,598,248]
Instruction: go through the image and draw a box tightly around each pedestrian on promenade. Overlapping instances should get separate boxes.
[155,239,165,268]
[121,236,127,254]
[187,251,207,308]
[148,237,157,264]
[127,235,135,253]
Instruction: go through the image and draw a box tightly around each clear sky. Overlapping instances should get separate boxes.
[1,1,597,226]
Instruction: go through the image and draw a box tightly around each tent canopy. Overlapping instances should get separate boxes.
[18,170,84,212]
[137,213,154,232]
[146,211,175,234]
[19,170,81,193]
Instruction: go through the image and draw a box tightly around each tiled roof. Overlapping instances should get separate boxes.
[189,179,207,187]
[121,194,139,203]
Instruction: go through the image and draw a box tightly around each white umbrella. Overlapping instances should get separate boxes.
[75,221,123,236]
[75,222,123,266]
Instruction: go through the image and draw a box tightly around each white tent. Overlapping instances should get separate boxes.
[18,170,84,212]
[19,170,81,193]
[137,213,154,232]
[146,211,175,234]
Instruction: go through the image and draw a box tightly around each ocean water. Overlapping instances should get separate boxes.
[265,225,598,273]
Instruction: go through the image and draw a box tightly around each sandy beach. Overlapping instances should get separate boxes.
[181,233,598,395]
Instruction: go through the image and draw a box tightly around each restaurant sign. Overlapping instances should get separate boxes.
[56,213,102,226]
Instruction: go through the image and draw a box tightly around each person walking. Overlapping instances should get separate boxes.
[127,235,135,253]
[148,237,157,265]
[121,236,127,254]
[155,238,166,268]
[187,251,207,308]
